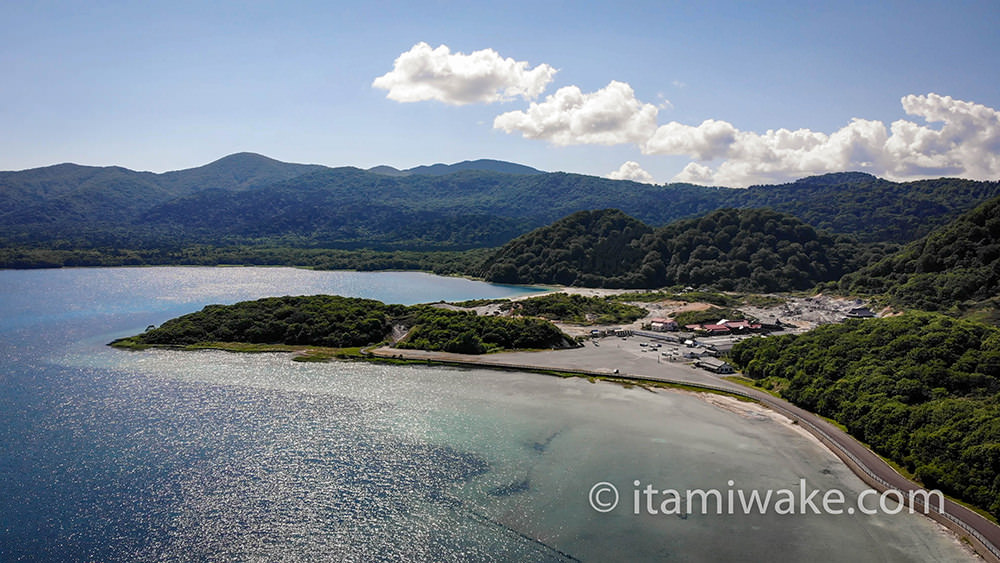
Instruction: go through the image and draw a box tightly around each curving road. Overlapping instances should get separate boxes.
[370,341,1000,562]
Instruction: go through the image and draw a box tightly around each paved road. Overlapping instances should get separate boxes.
[371,339,1000,562]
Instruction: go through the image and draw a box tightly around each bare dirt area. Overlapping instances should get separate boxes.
[740,294,877,332]
[449,287,879,338]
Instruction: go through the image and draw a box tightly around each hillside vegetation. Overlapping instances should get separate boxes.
[730,312,1000,519]
[0,245,490,273]
[479,208,882,292]
[4,155,1000,260]
[737,173,1000,244]
[839,194,1000,312]
[500,293,648,325]
[111,295,572,355]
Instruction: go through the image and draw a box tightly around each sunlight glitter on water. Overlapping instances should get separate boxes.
[0,268,980,562]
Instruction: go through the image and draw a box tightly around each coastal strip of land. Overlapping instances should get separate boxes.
[369,341,1000,563]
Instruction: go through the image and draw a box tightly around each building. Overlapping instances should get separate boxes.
[684,349,715,360]
[649,318,678,332]
[695,357,735,374]
[721,319,762,332]
[846,307,876,318]
[685,319,762,334]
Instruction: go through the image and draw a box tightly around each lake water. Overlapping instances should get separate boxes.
[0,267,975,561]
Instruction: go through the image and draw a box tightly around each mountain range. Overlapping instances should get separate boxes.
[3,152,999,253]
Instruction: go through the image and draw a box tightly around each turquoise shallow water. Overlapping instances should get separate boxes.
[0,268,976,561]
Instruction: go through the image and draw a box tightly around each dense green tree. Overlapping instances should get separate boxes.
[840,194,1000,310]
[4,157,999,257]
[731,312,1000,518]
[479,208,870,292]
[112,295,571,354]
[500,293,647,325]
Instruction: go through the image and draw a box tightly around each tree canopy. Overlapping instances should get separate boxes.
[4,157,999,258]
[111,295,572,354]
[730,312,1000,519]
[479,208,879,292]
[501,293,648,325]
[839,194,1000,311]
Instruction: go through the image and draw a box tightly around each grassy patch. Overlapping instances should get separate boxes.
[182,342,304,353]
[292,347,365,362]
[108,337,153,350]
[448,298,512,308]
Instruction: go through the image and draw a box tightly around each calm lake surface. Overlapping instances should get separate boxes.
[0,267,975,561]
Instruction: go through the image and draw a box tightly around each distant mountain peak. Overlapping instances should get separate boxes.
[196,152,310,170]
[793,171,878,185]
[366,165,407,177]
[369,159,544,177]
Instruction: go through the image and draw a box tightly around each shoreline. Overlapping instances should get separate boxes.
[364,344,1000,563]
[111,336,1000,562]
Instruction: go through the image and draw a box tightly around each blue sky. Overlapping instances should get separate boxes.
[2,0,999,186]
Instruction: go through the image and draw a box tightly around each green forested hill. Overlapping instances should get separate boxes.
[738,173,1000,243]
[730,312,1000,519]
[0,153,324,240]
[126,169,1000,248]
[839,194,1000,311]
[478,210,654,286]
[130,169,724,249]
[3,154,1000,262]
[479,208,874,291]
[390,158,544,176]
[112,294,572,354]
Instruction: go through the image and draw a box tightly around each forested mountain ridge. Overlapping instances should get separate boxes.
[3,153,1000,255]
[377,159,545,176]
[478,208,877,292]
[137,169,1000,247]
[0,153,325,240]
[129,169,722,249]
[738,173,1000,243]
[838,194,1000,311]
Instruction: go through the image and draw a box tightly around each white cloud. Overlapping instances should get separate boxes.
[884,94,1000,178]
[372,42,556,105]
[492,81,659,145]
[374,43,1000,187]
[643,119,738,161]
[607,161,655,183]
[672,162,715,185]
[645,94,1000,187]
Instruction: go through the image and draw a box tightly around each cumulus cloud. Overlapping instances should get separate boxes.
[372,42,556,105]
[885,94,1000,178]
[643,94,1000,186]
[492,81,659,145]
[607,161,655,183]
[644,119,738,161]
[673,162,715,184]
[374,43,1000,187]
